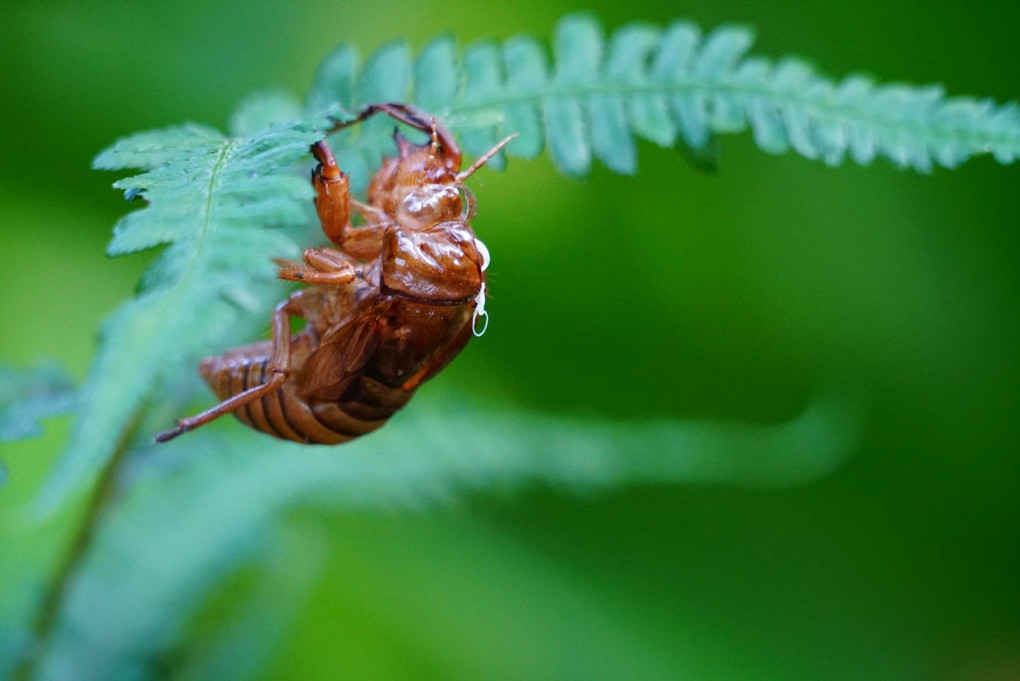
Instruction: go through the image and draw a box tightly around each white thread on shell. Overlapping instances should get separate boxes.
[475,238,490,272]
[472,282,489,337]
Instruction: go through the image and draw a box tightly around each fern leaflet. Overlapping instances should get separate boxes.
[0,361,75,446]
[308,14,1020,178]
[33,96,330,515]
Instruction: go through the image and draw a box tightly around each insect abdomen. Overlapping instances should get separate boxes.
[200,341,388,445]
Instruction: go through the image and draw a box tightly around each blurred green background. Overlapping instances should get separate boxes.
[2,0,1019,679]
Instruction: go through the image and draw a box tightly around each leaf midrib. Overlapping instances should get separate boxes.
[176,139,236,295]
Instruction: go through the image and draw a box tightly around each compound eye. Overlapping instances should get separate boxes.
[398,185,461,229]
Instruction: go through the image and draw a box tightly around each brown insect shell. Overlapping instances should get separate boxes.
[367,133,461,216]
[367,134,486,305]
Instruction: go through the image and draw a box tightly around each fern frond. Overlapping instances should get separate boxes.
[307,14,1020,177]
[33,97,330,515]
[0,361,75,445]
[34,394,860,679]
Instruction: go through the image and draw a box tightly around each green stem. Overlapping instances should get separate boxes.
[15,431,134,681]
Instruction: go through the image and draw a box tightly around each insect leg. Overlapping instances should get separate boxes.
[310,139,390,258]
[329,103,462,170]
[302,248,358,272]
[311,140,351,247]
[276,247,358,284]
[350,199,387,221]
[154,293,305,443]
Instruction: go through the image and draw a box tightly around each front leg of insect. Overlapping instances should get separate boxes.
[156,104,515,444]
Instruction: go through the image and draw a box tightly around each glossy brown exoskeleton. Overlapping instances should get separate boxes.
[156,104,514,444]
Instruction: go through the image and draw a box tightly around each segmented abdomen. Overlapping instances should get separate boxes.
[200,340,389,445]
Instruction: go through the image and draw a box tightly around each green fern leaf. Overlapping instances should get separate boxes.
[306,14,1020,176]
[500,37,546,160]
[413,35,459,114]
[0,361,75,445]
[33,395,860,680]
[33,96,330,515]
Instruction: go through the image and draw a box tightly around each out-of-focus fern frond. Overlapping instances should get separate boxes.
[0,361,75,446]
[33,394,862,681]
[308,14,1020,179]
[33,96,331,515]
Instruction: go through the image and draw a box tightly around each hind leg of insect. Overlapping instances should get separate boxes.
[154,292,310,442]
